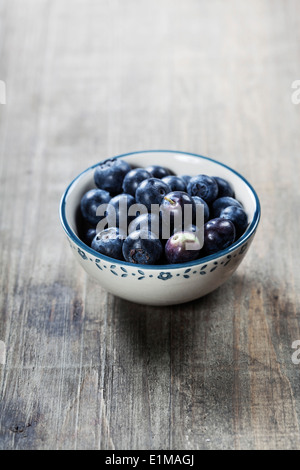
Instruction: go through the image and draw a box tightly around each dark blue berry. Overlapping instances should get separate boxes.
[213,176,234,198]
[187,175,219,203]
[94,158,131,195]
[80,188,111,226]
[212,196,243,218]
[106,194,137,232]
[135,178,171,211]
[122,230,163,264]
[181,175,192,185]
[91,227,124,260]
[219,205,248,238]
[122,168,151,196]
[203,218,236,254]
[145,165,171,179]
[162,175,186,192]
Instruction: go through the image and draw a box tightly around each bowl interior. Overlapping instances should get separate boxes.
[62,151,259,260]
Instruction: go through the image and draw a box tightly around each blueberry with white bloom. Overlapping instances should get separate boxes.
[80,188,111,226]
[213,176,234,198]
[162,175,186,192]
[91,227,124,260]
[106,193,136,230]
[94,158,131,195]
[135,178,171,211]
[187,175,219,203]
[212,196,243,218]
[122,168,151,196]
[123,230,163,264]
[145,165,171,179]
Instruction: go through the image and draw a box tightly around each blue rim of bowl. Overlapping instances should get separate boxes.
[59,150,261,270]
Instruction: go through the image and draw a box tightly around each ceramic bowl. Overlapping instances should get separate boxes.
[59,150,260,306]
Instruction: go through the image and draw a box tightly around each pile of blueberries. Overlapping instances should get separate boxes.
[79,158,248,265]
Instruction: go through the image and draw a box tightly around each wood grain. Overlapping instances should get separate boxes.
[0,0,300,450]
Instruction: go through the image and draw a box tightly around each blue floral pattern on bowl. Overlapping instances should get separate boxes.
[72,241,249,280]
[158,272,173,281]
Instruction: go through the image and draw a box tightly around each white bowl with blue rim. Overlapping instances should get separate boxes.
[59,150,261,306]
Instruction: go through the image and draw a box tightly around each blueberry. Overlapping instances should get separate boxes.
[128,213,162,239]
[173,223,202,241]
[181,175,192,185]
[122,168,152,196]
[160,191,196,239]
[192,196,210,223]
[94,158,131,195]
[80,188,111,226]
[162,175,186,192]
[203,218,236,254]
[122,230,163,264]
[135,178,171,211]
[145,165,171,179]
[91,227,124,260]
[212,196,243,218]
[106,193,137,232]
[165,231,202,264]
[213,176,234,198]
[219,205,248,238]
[187,175,219,203]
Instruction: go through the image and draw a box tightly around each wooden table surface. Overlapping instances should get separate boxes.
[1,0,300,450]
